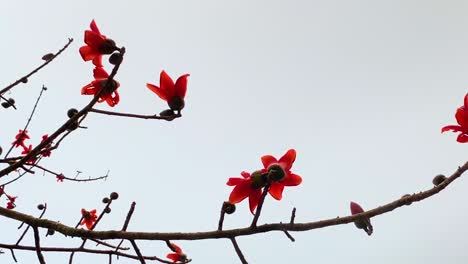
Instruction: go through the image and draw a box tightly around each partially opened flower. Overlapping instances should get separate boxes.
[81,67,120,107]
[79,20,117,67]
[80,209,98,229]
[40,134,52,157]
[227,171,266,214]
[166,243,187,263]
[350,201,373,236]
[261,149,302,200]
[56,174,65,182]
[146,71,190,111]
[442,93,468,143]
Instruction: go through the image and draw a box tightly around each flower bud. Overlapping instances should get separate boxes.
[47,229,55,236]
[109,52,123,65]
[222,201,236,214]
[2,98,15,108]
[99,39,117,54]
[110,192,119,200]
[37,204,45,210]
[250,170,268,189]
[267,164,285,182]
[350,201,373,236]
[42,53,55,61]
[160,109,175,117]
[20,77,28,83]
[104,207,112,214]
[67,108,79,118]
[432,174,446,186]
[102,197,110,204]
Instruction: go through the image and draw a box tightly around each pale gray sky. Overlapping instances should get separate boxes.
[1,1,467,263]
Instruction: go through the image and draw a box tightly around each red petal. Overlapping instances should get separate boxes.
[79,46,99,61]
[92,55,103,67]
[281,173,302,186]
[229,181,252,204]
[146,83,168,101]
[350,201,365,215]
[240,171,251,178]
[268,182,284,200]
[278,149,296,171]
[160,71,175,99]
[261,155,277,168]
[93,67,109,80]
[457,133,468,143]
[455,107,468,128]
[227,177,245,186]
[84,30,105,47]
[464,93,468,108]
[90,19,101,35]
[174,74,190,99]
[249,188,262,214]
[171,243,182,253]
[441,125,464,133]
[81,83,98,95]
[167,253,180,262]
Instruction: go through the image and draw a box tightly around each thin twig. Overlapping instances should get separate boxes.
[290,207,296,224]
[89,108,181,121]
[32,226,46,264]
[0,38,73,96]
[230,238,248,264]
[16,203,47,245]
[218,203,226,231]
[115,202,136,252]
[130,240,146,264]
[251,183,270,227]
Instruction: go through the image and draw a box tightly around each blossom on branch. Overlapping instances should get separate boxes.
[261,149,302,200]
[147,71,190,111]
[166,243,187,263]
[442,93,468,143]
[56,174,65,182]
[350,201,373,236]
[40,134,52,157]
[79,20,117,67]
[12,130,30,149]
[227,171,265,214]
[6,195,17,209]
[81,67,120,107]
[80,208,98,229]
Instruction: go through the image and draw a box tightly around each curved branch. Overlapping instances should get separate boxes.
[89,108,181,121]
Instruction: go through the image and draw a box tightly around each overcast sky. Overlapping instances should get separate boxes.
[1,1,468,263]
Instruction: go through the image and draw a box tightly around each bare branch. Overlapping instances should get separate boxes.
[32,226,46,264]
[89,108,181,121]
[130,240,146,264]
[230,238,248,264]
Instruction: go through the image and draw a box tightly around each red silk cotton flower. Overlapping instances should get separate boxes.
[80,209,98,230]
[12,130,30,149]
[442,93,468,143]
[261,149,302,200]
[166,243,187,263]
[146,71,190,111]
[81,67,120,107]
[79,20,117,67]
[227,171,264,214]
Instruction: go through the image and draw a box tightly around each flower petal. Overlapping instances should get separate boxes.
[229,181,252,204]
[174,74,190,99]
[268,182,284,200]
[171,243,182,254]
[240,171,251,178]
[249,188,262,214]
[226,177,245,186]
[93,67,109,80]
[455,107,468,128]
[92,55,103,67]
[84,30,106,47]
[90,19,101,35]
[146,83,168,101]
[167,253,180,262]
[160,71,175,99]
[261,155,277,169]
[441,125,464,133]
[278,149,296,171]
[350,201,365,215]
[457,133,468,143]
[281,173,302,186]
[79,46,99,61]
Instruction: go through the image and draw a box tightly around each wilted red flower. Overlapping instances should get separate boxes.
[227,171,265,214]
[6,195,17,209]
[56,174,65,182]
[80,209,98,229]
[261,149,302,200]
[167,243,187,263]
[146,71,190,111]
[12,130,30,148]
[40,134,52,157]
[81,67,120,107]
[350,201,373,236]
[79,20,117,67]
[442,93,468,143]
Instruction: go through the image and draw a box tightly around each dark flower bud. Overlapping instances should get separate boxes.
[104,207,112,214]
[2,98,15,108]
[168,96,185,111]
[222,201,236,214]
[110,192,119,200]
[160,109,175,117]
[37,204,45,210]
[20,77,28,83]
[67,108,79,118]
[401,194,412,205]
[250,170,268,189]
[267,164,286,182]
[432,174,446,186]
[102,197,110,204]
[42,53,55,61]
[47,229,55,236]
[109,52,123,65]
[1,102,10,108]
[99,39,117,54]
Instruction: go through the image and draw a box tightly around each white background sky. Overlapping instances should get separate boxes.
[1,0,467,263]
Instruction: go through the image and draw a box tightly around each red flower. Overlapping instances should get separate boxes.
[167,243,187,263]
[442,93,468,143]
[350,201,373,235]
[12,130,29,148]
[146,71,190,111]
[40,134,52,157]
[261,149,302,200]
[227,171,264,214]
[81,67,120,107]
[79,20,117,67]
[56,174,65,182]
[21,144,32,155]
[6,195,17,209]
[350,201,365,215]
[80,209,98,230]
